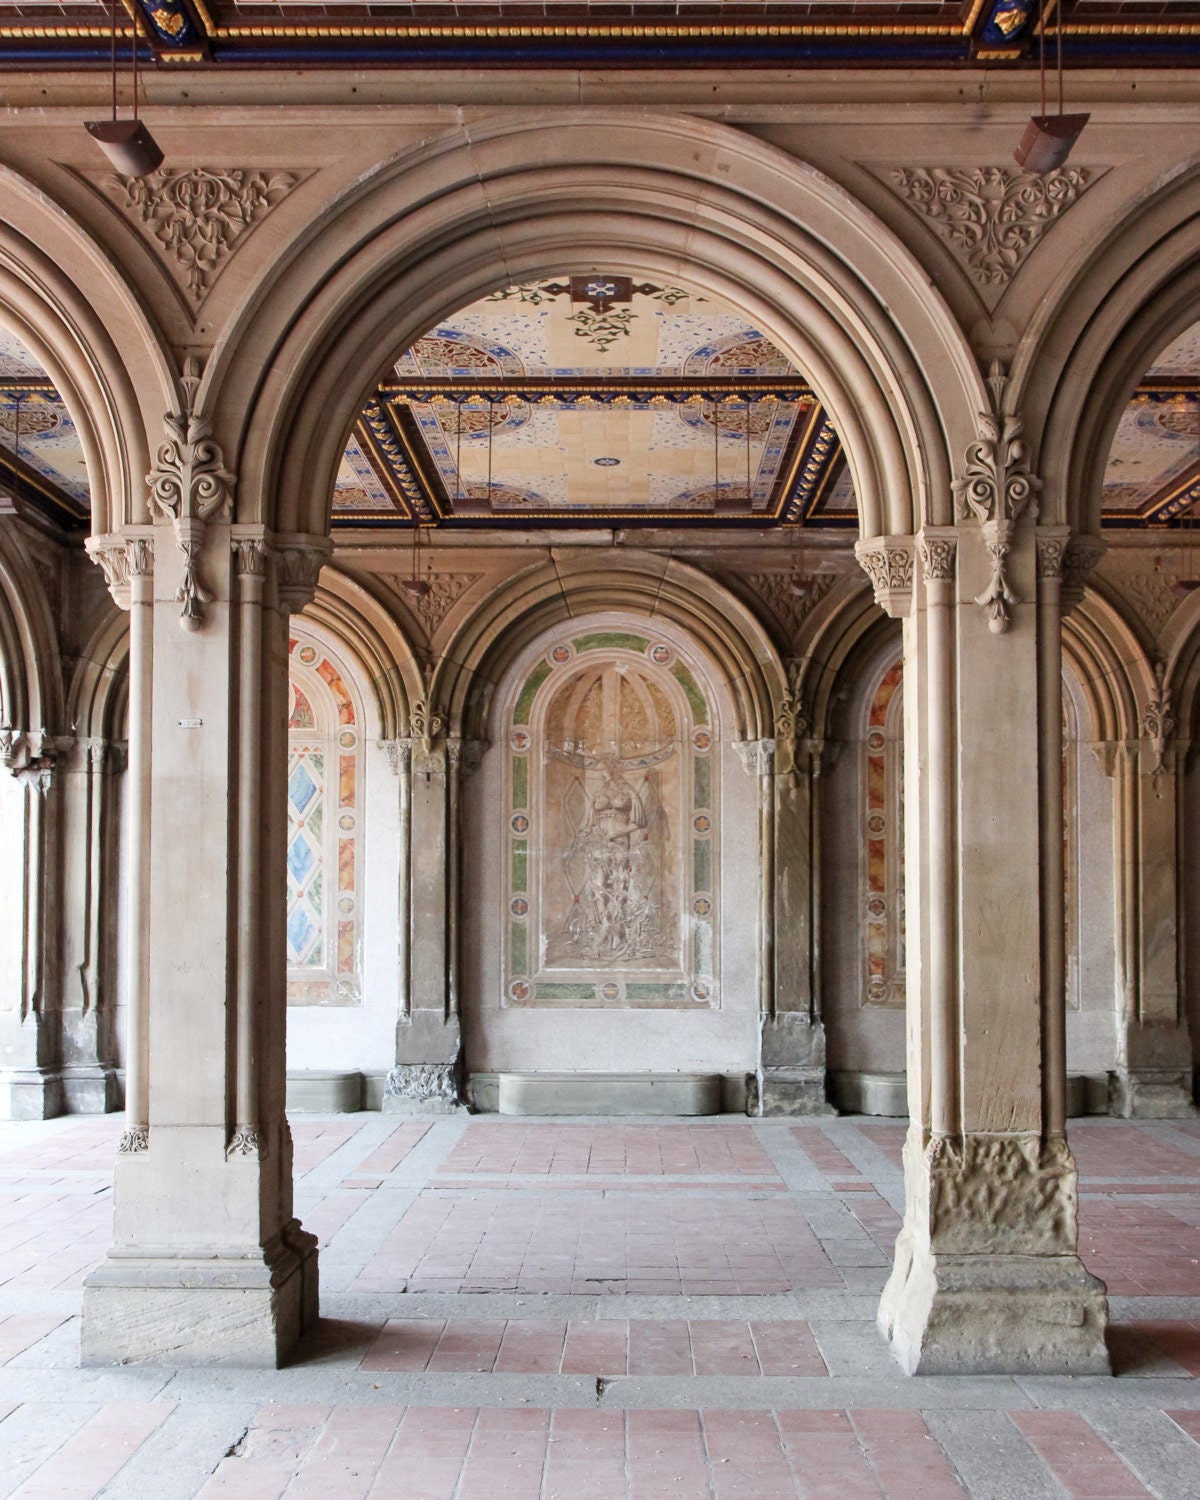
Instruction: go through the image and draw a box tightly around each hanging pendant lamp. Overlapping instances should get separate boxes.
[85,0,163,177]
[1014,2,1088,174]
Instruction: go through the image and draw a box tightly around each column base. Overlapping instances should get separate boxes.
[0,1068,64,1120]
[879,1233,1110,1375]
[382,1062,467,1115]
[80,1222,318,1367]
[1109,1069,1198,1119]
[754,1068,836,1117]
[60,1064,122,1114]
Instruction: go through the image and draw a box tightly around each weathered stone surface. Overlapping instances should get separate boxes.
[831,1070,908,1117]
[285,1070,363,1113]
[1109,1069,1198,1119]
[756,1070,835,1117]
[383,1062,466,1114]
[81,1226,318,1367]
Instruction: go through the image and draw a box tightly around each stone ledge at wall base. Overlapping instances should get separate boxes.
[284,1070,395,1112]
[0,1067,64,1120]
[1108,1068,1199,1119]
[80,1223,319,1368]
[473,1071,734,1116]
[382,1063,468,1115]
[830,1071,1105,1120]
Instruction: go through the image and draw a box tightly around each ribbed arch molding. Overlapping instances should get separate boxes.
[213,113,981,541]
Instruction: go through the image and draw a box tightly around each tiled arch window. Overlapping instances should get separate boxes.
[286,634,363,1006]
[863,659,905,1008]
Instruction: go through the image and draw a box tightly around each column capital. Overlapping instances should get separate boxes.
[85,529,155,611]
[273,533,333,614]
[734,738,776,778]
[1035,524,1071,581]
[916,526,957,582]
[1062,535,1106,614]
[854,534,915,618]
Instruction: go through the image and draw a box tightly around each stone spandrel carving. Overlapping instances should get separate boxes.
[883,166,1100,304]
[103,168,301,304]
[738,571,837,646]
[383,572,482,636]
[920,1133,1078,1256]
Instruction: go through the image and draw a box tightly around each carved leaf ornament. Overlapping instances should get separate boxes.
[114,169,298,303]
[889,166,1096,290]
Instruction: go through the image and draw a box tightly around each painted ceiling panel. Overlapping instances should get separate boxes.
[0,328,91,513]
[1102,318,1200,524]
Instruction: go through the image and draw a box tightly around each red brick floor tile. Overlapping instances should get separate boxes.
[356,1123,431,1175]
[361,1318,446,1372]
[1129,1318,1200,1375]
[629,1319,694,1375]
[494,1319,568,1373]
[561,1318,630,1374]
[426,1319,507,1373]
[688,1319,760,1375]
[749,1321,829,1377]
[1167,1408,1200,1443]
[790,1129,863,1179]
[10,1401,174,1500]
[0,1310,70,1362]
[1009,1410,1152,1498]
[850,1410,966,1498]
[436,1123,778,1179]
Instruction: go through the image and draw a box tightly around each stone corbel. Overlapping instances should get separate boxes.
[146,358,235,631]
[447,737,486,779]
[734,738,777,780]
[1,727,72,787]
[380,739,413,776]
[854,535,916,618]
[952,361,1041,635]
[917,527,957,587]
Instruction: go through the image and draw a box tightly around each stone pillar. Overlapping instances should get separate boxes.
[383,709,477,1114]
[862,383,1109,1375]
[80,388,331,1365]
[58,735,125,1113]
[1100,673,1197,1117]
[754,667,835,1116]
[0,730,67,1118]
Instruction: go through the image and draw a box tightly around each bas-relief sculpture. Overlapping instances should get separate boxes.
[505,632,718,1010]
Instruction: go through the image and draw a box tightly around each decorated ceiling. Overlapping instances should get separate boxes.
[3,302,1199,535]
[338,276,842,527]
[2,0,1196,70]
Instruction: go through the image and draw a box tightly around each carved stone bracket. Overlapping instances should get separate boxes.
[226,1128,265,1160]
[411,698,447,755]
[118,1126,149,1154]
[920,1132,1077,1256]
[147,357,235,631]
[1141,661,1176,777]
[447,737,486,779]
[85,532,153,611]
[1036,530,1068,582]
[1,727,72,786]
[953,362,1041,635]
[854,535,916,618]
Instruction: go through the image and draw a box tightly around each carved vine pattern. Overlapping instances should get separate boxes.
[888,166,1096,289]
[112,168,299,303]
[1142,662,1177,777]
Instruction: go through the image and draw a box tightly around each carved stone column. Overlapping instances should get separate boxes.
[752,668,835,1116]
[80,384,331,1365]
[871,373,1109,1375]
[1099,687,1197,1118]
[384,708,479,1114]
[0,730,68,1118]
[58,736,125,1113]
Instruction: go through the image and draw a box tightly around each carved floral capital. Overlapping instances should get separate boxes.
[854,535,916,618]
[85,533,153,610]
[274,535,333,614]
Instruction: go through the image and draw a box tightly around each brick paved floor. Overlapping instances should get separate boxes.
[1,1113,1200,1496]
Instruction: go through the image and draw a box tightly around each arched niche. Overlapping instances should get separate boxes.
[461,610,760,1083]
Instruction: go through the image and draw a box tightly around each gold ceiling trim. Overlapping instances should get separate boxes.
[203,22,966,40]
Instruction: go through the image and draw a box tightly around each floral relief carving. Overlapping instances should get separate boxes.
[885,166,1099,294]
[1062,537,1105,613]
[917,532,956,582]
[854,536,915,618]
[953,361,1041,634]
[107,168,300,303]
[1111,571,1182,638]
[926,1134,1077,1255]
[740,571,837,645]
[1142,662,1176,777]
[384,572,482,635]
